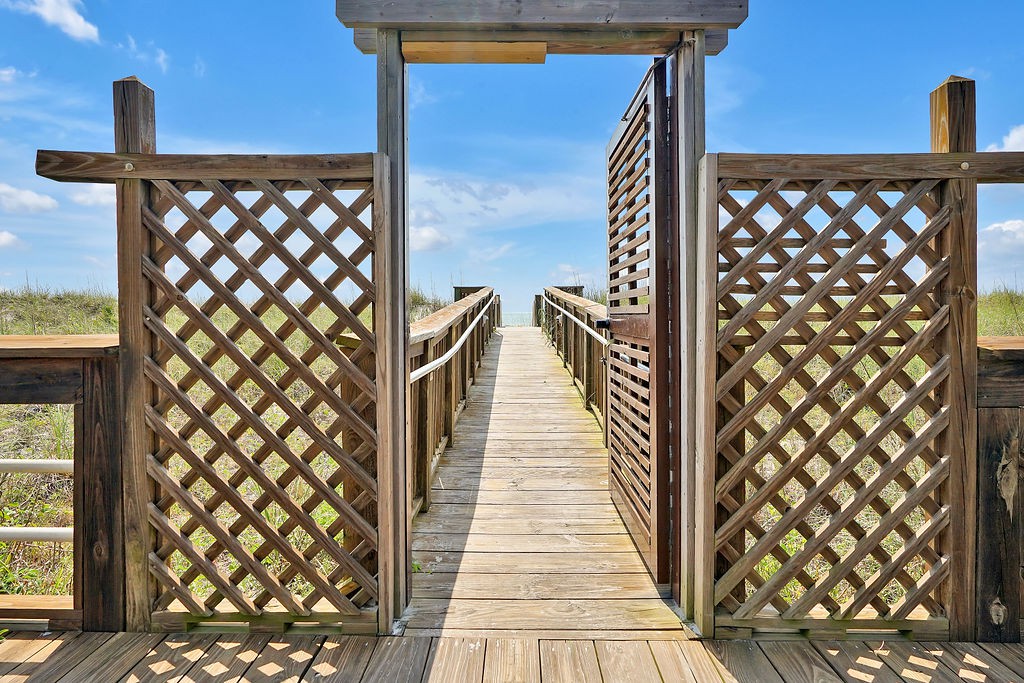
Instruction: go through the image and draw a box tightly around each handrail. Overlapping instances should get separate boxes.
[411,292,495,383]
[0,527,74,543]
[544,294,611,347]
[0,459,74,474]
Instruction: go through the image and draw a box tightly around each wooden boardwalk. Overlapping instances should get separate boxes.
[404,327,685,639]
[6,630,1024,682]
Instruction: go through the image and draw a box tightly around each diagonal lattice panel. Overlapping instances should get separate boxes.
[706,170,958,635]
[138,174,381,628]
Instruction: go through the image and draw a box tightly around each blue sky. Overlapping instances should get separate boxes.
[0,2,1022,313]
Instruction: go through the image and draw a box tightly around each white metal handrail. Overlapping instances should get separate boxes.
[0,459,74,474]
[0,527,73,543]
[410,293,495,383]
[544,295,612,347]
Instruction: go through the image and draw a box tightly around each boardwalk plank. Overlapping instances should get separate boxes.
[539,641,602,683]
[482,639,540,683]
[647,641,699,683]
[411,572,666,600]
[867,641,963,683]
[178,634,269,683]
[239,635,323,682]
[301,636,375,682]
[402,599,683,630]
[59,632,165,683]
[359,637,430,683]
[120,633,218,683]
[594,641,663,682]
[421,637,485,682]
[809,641,901,683]
[926,642,1024,682]
[703,641,784,683]
[0,632,74,677]
[1,632,111,683]
[758,641,841,683]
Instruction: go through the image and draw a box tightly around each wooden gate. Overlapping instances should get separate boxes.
[605,61,673,583]
[37,78,402,634]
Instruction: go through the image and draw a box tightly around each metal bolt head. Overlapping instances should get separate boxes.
[125,162,135,172]
[960,161,970,171]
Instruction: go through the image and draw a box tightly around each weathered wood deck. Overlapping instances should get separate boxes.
[404,327,685,638]
[5,630,1024,681]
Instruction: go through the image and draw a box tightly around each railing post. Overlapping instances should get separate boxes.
[114,75,156,633]
[931,75,979,641]
[415,341,433,512]
[447,325,458,447]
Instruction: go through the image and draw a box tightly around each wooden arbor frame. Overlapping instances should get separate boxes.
[336,0,750,630]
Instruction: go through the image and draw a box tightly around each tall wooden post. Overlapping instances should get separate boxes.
[114,76,156,633]
[376,29,410,634]
[931,75,978,641]
[671,30,706,617]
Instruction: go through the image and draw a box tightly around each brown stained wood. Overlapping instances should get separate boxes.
[978,348,1024,407]
[0,335,119,358]
[869,641,963,683]
[646,641,698,683]
[114,75,157,634]
[979,337,1024,361]
[58,632,165,683]
[702,641,784,683]
[978,642,1024,676]
[403,41,545,63]
[809,641,901,683]
[303,636,376,682]
[933,75,979,642]
[177,635,270,683]
[714,151,1024,183]
[412,534,631,553]
[757,641,841,683]
[238,635,323,682]
[79,356,124,631]
[360,637,431,683]
[482,639,540,683]
[119,633,219,683]
[421,637,485,682]
[594,640,662,682]
[336,0,749,30]
[0,632,76,677]
[976,407,1021,641]
[353,27,730,56]
[2,631,112,682]
[539,641,602,683]
[921,641,1023,682]
[36,150,374,183]
[0,358,82,404]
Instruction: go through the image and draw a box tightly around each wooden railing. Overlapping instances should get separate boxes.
[0,335,122,631]
[540,286,609,430]
[408,287,499,514]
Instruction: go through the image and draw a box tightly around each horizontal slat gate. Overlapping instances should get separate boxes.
[606,61,671,583]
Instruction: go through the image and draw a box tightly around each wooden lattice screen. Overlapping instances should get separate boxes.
[605,61,671,582]
[134,165,385,632]
[695,153,974,639]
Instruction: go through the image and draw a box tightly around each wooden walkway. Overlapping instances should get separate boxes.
[404,327,685,639]
[6,630,1024,682]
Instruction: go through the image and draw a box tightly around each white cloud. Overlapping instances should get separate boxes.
[0,67,18,84]
[986,124,1024,152]
[410,226,452,252]
[979,219,1024,289]
[982,219,1024,243]
[193,57,207,78]
[69,183,115,207]
[0,230,22,248]
[0,182,58,212]
[1,0,99,42]
[155,48,169,74]
[117,34,171,74]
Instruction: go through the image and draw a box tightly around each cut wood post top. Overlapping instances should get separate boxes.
[0,334,120,358]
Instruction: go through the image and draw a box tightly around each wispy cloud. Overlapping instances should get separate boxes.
[473,242,516,262]
[69,183,114,207]
[987,124,1024,152]
[117,35,171,74]
[411,226,452,252]
[193,57,206,78]
[0,182,58,212]
[0,230,23,248]
[0,67,19,84]
[1,0,99,43]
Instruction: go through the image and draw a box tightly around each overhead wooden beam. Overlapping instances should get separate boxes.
[714,152,1024,183]
[352,27,729,56]
[36,151,375,183]
[337,0,748,30]
[403,41,546,64]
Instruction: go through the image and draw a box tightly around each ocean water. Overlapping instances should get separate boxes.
[500,312,535,327]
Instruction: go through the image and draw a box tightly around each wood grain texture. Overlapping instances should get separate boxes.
[539,641,602,683]
[360,637,431,683]
[483,639,540,683]
[421,637,485,682]
[336,0,749,30]
[304,636,376,682]
[403,41,546,63]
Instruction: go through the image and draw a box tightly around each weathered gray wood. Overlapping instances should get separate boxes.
[337,1,749,30]
[113,75,157,633]
[375,28,409,635]
[352,27,730,55]
[671,28,706,619]
[36,150,374,183]
[0,358,83,403]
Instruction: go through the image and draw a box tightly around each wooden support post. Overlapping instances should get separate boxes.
[671,29,706,617]
[76,356,124,631]
[444,327,456,448]
[376,28,410,634]
[976,407,1021,641]
[114,76,156,633]
[931,75,978,641]
[415,342,433,512]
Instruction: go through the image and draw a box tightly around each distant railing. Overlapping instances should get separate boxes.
[408,287,500,514]
[540,286,609,431]
[0,334,122,631]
